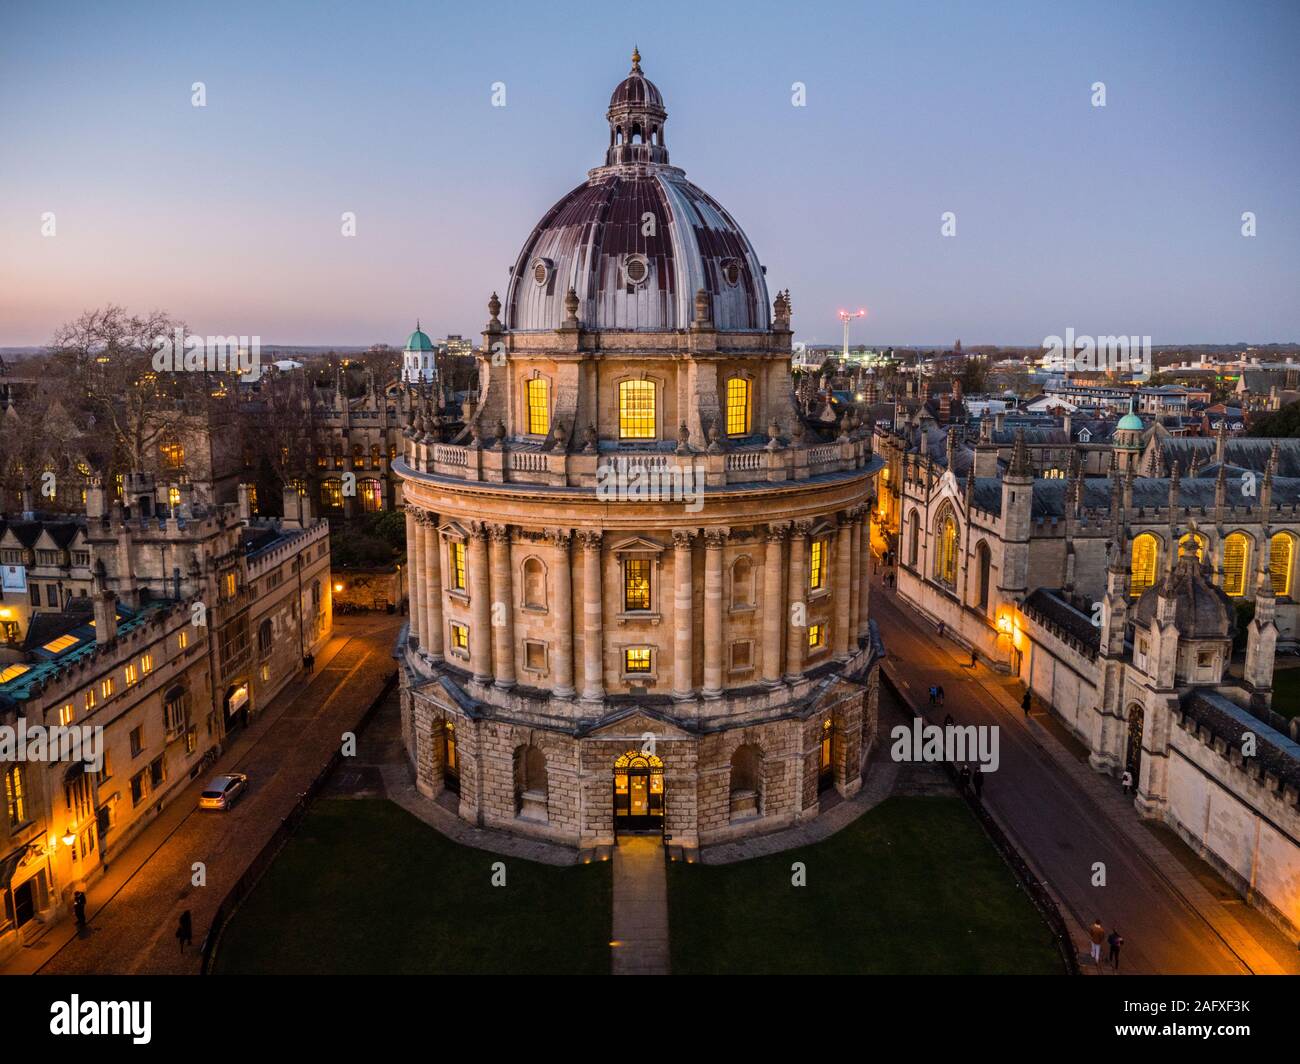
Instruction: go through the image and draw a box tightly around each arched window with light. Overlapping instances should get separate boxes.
[618,380,656,440]
[725,377,751,436]
[526,377,550,436]
[1270,532,1296,597]
[933,506,959,587]
[1221,533,1250,597]
[1130,533,1159,597]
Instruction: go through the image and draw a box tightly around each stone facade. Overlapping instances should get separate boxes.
[397,54,883,852]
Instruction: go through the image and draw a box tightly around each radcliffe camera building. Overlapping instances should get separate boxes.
[397,52,883,851]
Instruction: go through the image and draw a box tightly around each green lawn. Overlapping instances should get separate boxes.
[212,798,612,974]
[1273,668,1300,719]
[668,796,1064,975]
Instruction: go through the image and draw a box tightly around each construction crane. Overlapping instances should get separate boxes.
[838,308,866,362]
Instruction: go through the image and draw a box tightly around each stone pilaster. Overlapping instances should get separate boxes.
[551,529,575,697]
[858,507,872,641]
[834,512,853,659]
[579,530,604,701]
[785,520,811,681]
[406,508,423,646]
[762,524,787,685]
[702,527,727,698]
[489,523,515,688]
[672,529,695,699]
[468,523,493,682]
[421,513,444,661]
[848,509,862,646]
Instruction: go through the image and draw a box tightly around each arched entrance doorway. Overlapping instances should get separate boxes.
[1124,704,1144,789]
[223,682,250,735]
[613,751,664,832]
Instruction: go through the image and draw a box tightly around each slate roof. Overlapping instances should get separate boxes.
[1022,587,1101,655]
[1157,438,1300,478]
[1181,690,1300,793]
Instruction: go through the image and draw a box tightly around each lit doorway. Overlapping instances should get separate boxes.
[818,718,834,792]
[1125,705,1144,789]
[613,751,664,832]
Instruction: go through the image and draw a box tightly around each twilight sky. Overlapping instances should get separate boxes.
[1,0,1297,348]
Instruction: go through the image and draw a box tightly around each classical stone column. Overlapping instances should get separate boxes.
[702,528,726,697]
[406,508,423,647]
[834,513,853,660]
[468,523,493,682]
[579,530,604,701]
[489,523,515,689]
[858,507,872,642]
[672,529,695,700]
[421,513,444,661]
[848,510,862,648]
[785,521,811,681]
[762,524,786,685]
[551,529,575,697]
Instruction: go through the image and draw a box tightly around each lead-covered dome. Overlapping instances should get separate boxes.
[1132,549,1236,640]
[504,51,770,334]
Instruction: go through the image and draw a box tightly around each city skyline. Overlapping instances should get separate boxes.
[2,0,1299,348]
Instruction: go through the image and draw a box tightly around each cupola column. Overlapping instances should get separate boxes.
[785,521,812,681]
[834,513,853,659]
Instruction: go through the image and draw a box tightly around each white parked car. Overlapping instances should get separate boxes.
[199,773,248,811]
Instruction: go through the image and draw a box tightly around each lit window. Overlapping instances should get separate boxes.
[450,622,469,652]
[160,438,185,469]
[526,378,550,435]
[1271,533,1295,597]
[124,663,138,686]
[1221,533,1249,597]
[141,653,154,676]
[451,541,467,591]
[0,663,29,683]
[168,485,181,508]
[725,377,751,436]
[809,539,826,591]
[5,766,25,824]
[223,572,237,599]
[101,677,115,699]
[808,623,826,649]
[1130,534,1159,598]
[83,688,96,712]
[624,559,651,611]
[618,380,656,440]
[178,629,190,651]
[934,510,959,587]
[58,703,74,727]
[624,647,651,673]
[42,634,79,654]
[320,479,344,510]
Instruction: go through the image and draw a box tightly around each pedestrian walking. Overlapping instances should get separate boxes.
[936,684,945,707]
[303,652,315,675]
[177,910,192,954]
[928,685,937,707]
[73,890,87,929]
[969,647,977,668]
[937,621,946,639]
[943,713,955,729]
[971,766,984,800]
[1121,770,1133,795]
[1021,691,1032,718]
[1107,929,1124,971]
[958,763,972,794]
[1088,919,1105,967]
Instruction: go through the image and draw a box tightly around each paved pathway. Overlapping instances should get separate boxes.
[873,582,1300,975]
[5,615,401,976]
[611,837,670,975]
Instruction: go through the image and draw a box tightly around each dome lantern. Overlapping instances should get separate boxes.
[606,47,669,166]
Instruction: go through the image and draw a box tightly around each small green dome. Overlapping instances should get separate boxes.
[1117,411,1144,432]
[405,324,434,352]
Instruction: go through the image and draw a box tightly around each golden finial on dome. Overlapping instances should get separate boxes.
[631,46,641,72]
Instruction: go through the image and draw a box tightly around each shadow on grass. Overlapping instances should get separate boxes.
[213,798,611,974]
[668,796,1064,975]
